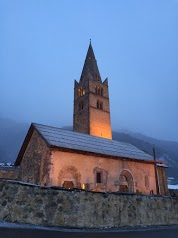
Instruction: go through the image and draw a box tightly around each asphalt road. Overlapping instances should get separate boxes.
[0,226,178,238]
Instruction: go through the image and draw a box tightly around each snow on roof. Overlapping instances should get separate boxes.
[33,123,154,162]
[157,163,168,168]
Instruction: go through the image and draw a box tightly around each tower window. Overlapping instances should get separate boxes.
[97,100,99,109]
[78,87,85,97]
[95,86,97,94]
[100,102,103,110]
[95,86,103,96]
[79,101,84,110]
[97,100,103,110]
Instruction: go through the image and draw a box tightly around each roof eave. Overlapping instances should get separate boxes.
[14,124,35,166]
[50,145,163,164]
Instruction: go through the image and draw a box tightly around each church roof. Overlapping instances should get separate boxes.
[80,41,102,82]
[15,123,160,166]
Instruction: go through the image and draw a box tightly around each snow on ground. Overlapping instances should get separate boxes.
[168,184,178,189]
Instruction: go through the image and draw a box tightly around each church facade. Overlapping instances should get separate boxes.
[1,42,168,195]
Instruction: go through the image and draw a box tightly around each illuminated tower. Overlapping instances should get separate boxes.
[73,41,112,139]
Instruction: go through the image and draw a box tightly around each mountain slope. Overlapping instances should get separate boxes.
[112,131,178,167]
[0,118,29,163]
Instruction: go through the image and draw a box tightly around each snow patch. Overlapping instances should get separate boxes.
[168,184,178,189]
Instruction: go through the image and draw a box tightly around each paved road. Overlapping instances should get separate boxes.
[0,226,178,238]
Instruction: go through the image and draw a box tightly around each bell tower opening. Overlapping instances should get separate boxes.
[73,41,112,139]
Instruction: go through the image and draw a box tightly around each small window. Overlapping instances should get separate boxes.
[93,167,108,187]
[100,102,103,110]
[145,175,149,189]
[96,172,102,183]
[96,100,103,110]
[101,88,103,96]
[97,100,99,109]
[78,101,84,110]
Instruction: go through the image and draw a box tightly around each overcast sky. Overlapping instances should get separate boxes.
[0,0,178,142]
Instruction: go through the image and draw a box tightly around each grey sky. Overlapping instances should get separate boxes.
[0,0,178,142]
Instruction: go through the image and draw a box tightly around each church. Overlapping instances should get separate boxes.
[1,42,168,195]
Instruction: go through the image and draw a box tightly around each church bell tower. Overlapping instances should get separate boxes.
[73,41,112,139]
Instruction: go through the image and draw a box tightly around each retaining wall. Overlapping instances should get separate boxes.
[0,180,178,228]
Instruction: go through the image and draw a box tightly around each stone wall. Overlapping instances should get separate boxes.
[0,168,19,180]
[169,189,178,197]
[0,180,178,228]
[18,130,51,185]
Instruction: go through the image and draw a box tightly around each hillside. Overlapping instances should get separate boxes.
[0,118,178,182]
[0,118,29,163]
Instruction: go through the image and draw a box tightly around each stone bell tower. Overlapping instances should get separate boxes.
[73,41,112,139]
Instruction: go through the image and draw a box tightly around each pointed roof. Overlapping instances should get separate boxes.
[80,41,102,82]
[14,123,164,166]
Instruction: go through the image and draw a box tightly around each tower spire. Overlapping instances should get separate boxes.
[80,42,101,83]
[73,42,112,139]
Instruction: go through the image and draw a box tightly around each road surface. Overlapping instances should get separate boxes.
[0,223,178,238]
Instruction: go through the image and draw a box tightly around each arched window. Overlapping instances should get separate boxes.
[78,87,85,97]
[94,86,103,96]
[119,170,134,193]
[82,89,85,96]
[58,165,81,189]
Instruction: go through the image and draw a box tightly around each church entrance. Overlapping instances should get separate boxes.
[58,166,81,189]
[119,170,134,193]
[62,181,74,189]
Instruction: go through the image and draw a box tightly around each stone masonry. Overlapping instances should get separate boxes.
[0,180,178,228]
